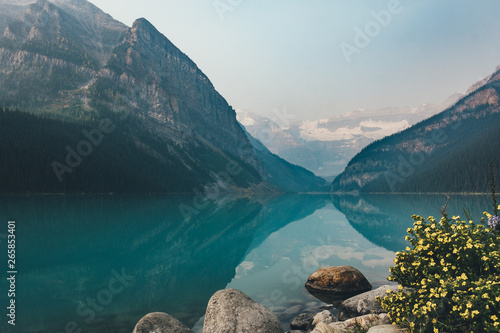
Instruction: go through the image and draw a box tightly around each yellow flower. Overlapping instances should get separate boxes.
[492,315,498,321]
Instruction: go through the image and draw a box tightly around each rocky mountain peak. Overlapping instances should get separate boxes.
[0,0,327,193]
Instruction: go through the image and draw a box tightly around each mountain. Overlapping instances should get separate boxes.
[240,126,328,192]
[331,67,500,193]
[237,93,463,179]
[0,0,323,193]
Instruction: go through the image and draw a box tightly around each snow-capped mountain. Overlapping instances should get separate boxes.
[237,92,464,179]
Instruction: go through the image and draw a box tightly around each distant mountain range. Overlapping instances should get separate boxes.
[0,0,326,193]
[237,93,463,179]
[331,66,500,193]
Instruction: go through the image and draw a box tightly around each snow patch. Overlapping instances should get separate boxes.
[299,119,410,141]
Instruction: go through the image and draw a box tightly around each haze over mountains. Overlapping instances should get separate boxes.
[237,93,463,179]
[331,66,500,193]
[0,0,326,193]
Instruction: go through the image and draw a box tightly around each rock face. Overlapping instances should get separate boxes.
[0,0,327,193]
[305,266,372,303]
[338,285,400,320]
[203,289,284,333]
[132,312,193,333]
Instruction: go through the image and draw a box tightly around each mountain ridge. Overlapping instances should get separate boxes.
[0,0,324,193]
[331,70,500,193]
[236,92,463,179]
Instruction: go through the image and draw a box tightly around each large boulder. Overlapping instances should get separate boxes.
[203,288,284,333]
[132,312,193,333]
[305,266,372,303]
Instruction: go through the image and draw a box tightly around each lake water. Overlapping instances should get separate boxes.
[0,193,493,332]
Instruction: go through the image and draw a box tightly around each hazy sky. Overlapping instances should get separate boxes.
[89,0,500,121]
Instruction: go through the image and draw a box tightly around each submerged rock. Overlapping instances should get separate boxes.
[203,288,284,333]
[132,312,193,333]
[305,266,372,303]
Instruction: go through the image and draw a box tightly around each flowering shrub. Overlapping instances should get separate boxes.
[379,212,500,332]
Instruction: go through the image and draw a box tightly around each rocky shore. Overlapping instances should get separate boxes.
[132,266,407,333]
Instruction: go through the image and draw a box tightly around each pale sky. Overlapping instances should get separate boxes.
[89,0,500,121]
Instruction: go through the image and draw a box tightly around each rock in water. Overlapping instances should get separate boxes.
[203,289,284,333]
[305,266,372,303]
[132,312,193,333]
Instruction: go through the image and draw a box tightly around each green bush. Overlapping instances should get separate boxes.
[379,213,500,332]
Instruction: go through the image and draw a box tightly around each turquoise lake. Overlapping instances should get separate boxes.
[0,193,493,332]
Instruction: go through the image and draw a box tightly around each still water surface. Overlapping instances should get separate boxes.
[0,193,492,332]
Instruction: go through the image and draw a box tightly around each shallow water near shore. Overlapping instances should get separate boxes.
[0,193,492,332]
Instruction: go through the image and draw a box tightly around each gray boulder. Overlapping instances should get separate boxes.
[338,285,413,320]
[305,266,372,303]
[203,288,284,333]
[312,314,390,333]
[290,313,314,330]
[132,312,193,333]
[312,310,338,326]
